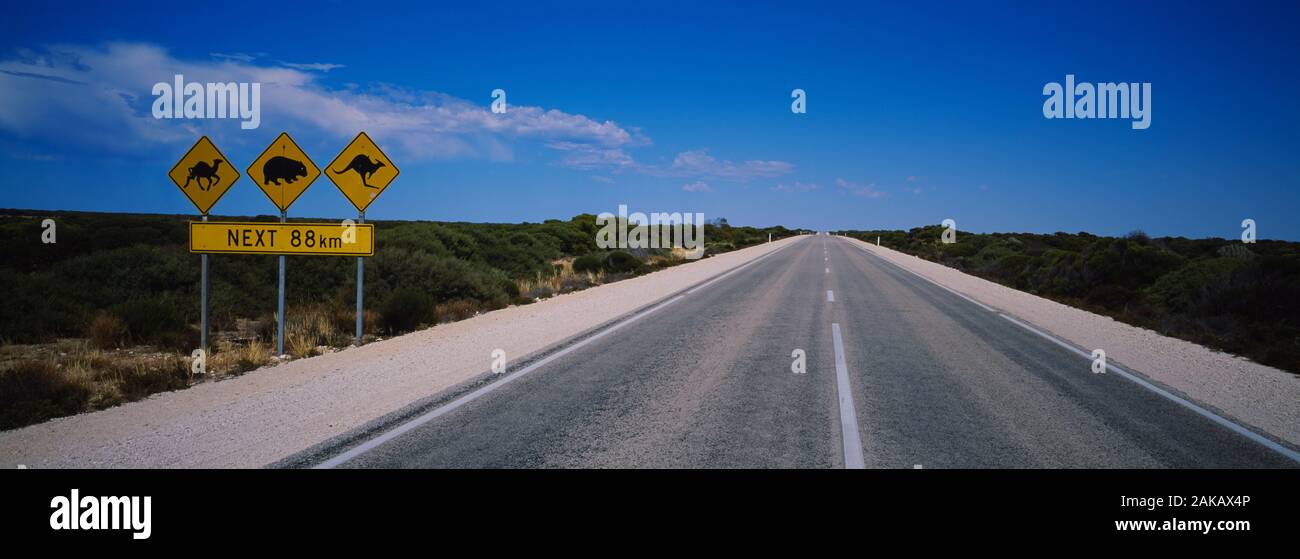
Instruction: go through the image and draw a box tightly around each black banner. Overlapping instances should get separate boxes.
[3,469,1292,549]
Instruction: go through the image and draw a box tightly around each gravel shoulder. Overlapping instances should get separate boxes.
[843,236,1300,449]
[0,237,802,468]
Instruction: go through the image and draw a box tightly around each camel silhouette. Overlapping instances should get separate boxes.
[183,159,224,191]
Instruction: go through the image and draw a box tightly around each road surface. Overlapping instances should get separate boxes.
[311,236,1297,468]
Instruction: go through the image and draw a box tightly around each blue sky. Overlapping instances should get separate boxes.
[2,0,1297,239]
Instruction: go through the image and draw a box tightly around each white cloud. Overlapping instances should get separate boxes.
[771,181,818,192]
[209,52,261,63]
[681,181,711,192]
[278,61,346,72]
[546,142,637,170]
[835,178,887,199]
[0,42,797,182]
[670,149,793,180]
[0,42,640,161]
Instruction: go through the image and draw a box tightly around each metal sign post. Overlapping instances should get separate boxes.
[277,210,286,356]
[169,136,239,358]
[246,132,321,358]
[201,214,209,353]
[325,132,399,348]
[356,211,365,347]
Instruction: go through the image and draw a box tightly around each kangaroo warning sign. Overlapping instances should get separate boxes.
[247,132,321,212]
[189,221,375,256]
[168,136,241,215]
[325,131,400,212]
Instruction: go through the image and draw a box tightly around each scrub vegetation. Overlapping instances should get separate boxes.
[839,226,1300,376]
[0,209,796,429]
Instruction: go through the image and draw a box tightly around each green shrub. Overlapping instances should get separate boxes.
[604,251,643,274]
[573,253,604,274]
[1146,258,1249,313]
[114,296,193,349]
[499,277,521,298]
[379,288,434,334]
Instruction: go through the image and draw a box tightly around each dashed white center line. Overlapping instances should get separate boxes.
[826,290,834,302]
[831,323,866,469]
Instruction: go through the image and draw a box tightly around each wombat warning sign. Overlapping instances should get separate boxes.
[247,132,320,211]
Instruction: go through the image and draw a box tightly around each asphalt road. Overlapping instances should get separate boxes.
[321,236,1297,468]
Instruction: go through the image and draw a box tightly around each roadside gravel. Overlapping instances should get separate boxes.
[844,236,1300,449]
[0,237,802,468]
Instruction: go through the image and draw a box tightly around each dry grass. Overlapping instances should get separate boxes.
[516,258,604,301]
[0,340,189,430]
[434,300,480,323]
[86,310,127,350]
[1,303,373,430]
[281,305,353,358]
[209,338,273,376]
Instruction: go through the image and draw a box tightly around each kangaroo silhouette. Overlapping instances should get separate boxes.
[183,159,224,191]
[332,154,386,189]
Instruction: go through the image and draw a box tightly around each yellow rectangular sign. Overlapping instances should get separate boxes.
[189,222,374,256]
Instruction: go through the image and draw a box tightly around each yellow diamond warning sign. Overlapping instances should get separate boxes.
[325,132,399,213]
[168,136,240,215]
[247,132,320,212]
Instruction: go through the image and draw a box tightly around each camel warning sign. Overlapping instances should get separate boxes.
[168,136,241,215]
[247,132,321,211]
[325,132,400,212]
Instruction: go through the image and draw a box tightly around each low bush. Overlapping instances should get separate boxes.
[604,251,643,274]
[86,311,127,350]
[114,296,192,349]
[379,288,434,334]
[0,360,94,430]
[572,253,603,274]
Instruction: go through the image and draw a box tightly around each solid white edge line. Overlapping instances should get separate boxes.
[842,235,1300,464]
[314,238,800,468]
[831,323,866,469]
[999,314,1300,464]
[845,240,996,313]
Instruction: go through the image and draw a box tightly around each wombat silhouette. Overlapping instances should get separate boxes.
[262,156,308,186]
[183,159,224,191]
[332,154,386,188]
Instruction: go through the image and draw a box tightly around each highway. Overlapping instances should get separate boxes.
[315,235,1297,468]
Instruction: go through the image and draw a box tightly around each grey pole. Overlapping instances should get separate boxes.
[277,211,286,356]
[355,211,365,347]
[201,214,209,353]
